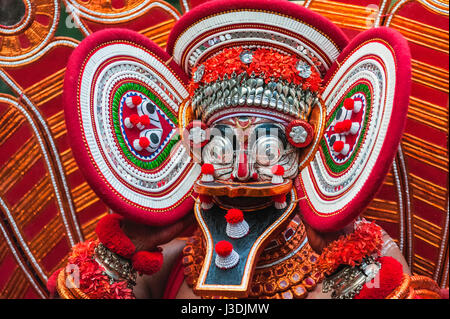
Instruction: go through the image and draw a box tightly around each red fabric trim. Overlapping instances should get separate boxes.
[46,268,62,297]
[131,250,164,276]
[163,252,185,299]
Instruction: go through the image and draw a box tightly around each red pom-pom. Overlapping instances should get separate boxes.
[343,98,354,110]
[139,136,150,148]
[215,240,233,257]
[202,163,215,175]
[95,214,136,258]
[140,115,150,126]
[47,268,62,297]
[271,165,285,176]
[131,95,142,106]
[354,256,404,299]
[272,194,286,203]
[334,121,343,133]
[333,140,344,152]
[131,250,164,276]
[225,209,244,224]
[341,119,352,132]
[129,114,140,125]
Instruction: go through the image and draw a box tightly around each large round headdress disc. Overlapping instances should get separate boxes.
[64,29,200,226]
[297,27,412,232]
[166,0,349,78]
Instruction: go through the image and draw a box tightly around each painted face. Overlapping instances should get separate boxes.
[201,116,300,183]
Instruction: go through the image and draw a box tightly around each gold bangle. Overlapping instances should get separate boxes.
[56,268,91,299]
[410,275,441,294]
[413,289,441,299]
[56,269,76,299]
[66,274,91,299]
[386,274,411,299]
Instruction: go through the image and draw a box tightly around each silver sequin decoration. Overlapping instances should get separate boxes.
[289,125,308,144]
[240,50,254,64]
[193,64,205,83]
[296,61,312,79]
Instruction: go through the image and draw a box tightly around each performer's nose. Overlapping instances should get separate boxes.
[234,151,250,181]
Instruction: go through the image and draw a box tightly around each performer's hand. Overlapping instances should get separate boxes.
[120,213,195,252]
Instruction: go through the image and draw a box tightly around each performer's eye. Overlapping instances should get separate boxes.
[254,136,284,166]
[210,124,237,149]
[253,124,287,147]
[202,136,233,164]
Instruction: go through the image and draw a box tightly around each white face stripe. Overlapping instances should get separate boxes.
[172,10,341,75]
[301,41,397,214]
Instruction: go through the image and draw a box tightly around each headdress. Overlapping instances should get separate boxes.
[63,0,411,297]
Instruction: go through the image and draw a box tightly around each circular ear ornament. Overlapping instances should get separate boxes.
[286,120,314,148]
[297,27,412,232]
[63,29,201,226]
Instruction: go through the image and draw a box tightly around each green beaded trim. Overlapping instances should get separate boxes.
[320,83,372,174]
[111,82,179,170]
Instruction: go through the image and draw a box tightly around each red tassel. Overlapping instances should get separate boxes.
[129,114,140,125]
[354,256,404,299]
[140,115,150,126]
[225,209,244,224]
[271,165,285,176]
[139,136,150,148]
[333,140,344,153]
[132,250,164,276]
[95,214,136,258]
[131,95,142,106]
[343,98,354,110]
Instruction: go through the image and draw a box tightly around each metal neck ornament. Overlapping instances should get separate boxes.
[322,256,381,299]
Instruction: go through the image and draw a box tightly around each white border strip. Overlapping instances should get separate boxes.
[0,216,46,298]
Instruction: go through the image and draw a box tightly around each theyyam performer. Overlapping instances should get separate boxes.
[49,0,443,299]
